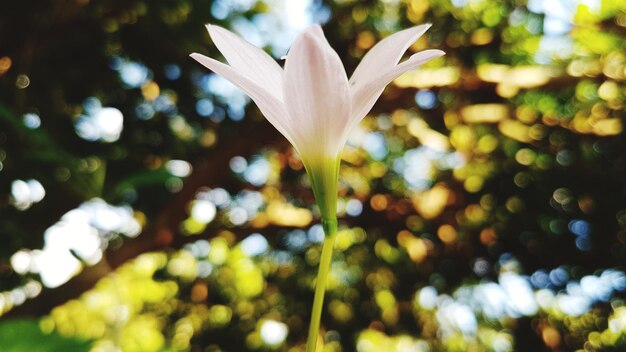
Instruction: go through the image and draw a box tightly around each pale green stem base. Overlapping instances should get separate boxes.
[306,218,337,352]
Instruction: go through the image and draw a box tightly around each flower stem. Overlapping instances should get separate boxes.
[306,218,337,352]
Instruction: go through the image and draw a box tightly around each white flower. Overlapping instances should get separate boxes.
[191,24,444,219]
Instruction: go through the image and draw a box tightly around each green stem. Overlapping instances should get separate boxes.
[306,218,337,352]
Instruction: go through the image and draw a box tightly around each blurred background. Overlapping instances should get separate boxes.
[1,0,625,351]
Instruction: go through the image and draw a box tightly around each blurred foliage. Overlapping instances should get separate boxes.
[0,319,91,352]
[1,0,626,351]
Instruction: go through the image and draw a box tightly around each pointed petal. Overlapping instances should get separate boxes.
[349,24,431,86]
[306,24,326,40]
[350,49,445,127]
[283,26,351,157]
[190,53,297,146]
[206,25,283,100]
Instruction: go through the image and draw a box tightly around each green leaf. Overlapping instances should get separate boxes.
[0,319,92,352]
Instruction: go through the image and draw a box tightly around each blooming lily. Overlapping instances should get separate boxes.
[191,24,443,351]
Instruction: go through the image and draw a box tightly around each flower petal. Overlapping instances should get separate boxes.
[190,53,297,146]
[206,25,284,100]
[349,24,431,86]
[349,49,445,129]
[283,26,351,157]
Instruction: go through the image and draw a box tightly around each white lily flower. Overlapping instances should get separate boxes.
[190,24,443,220]
[191,24,444,352]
